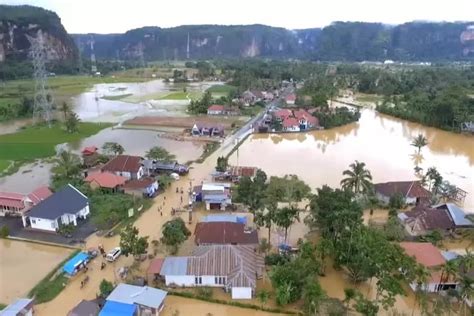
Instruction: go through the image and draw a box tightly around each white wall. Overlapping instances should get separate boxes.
[284,126,300,132]
[165,275,195,287]
[231,287,252,299]
[77,205,90,218]
[30,217,57,232]
[405,197,417,205]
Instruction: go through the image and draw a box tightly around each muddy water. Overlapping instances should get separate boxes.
[73,80,218,123]
[0,240,73,303]
[0,161,53,193]
[229,109,474,210]
[64,128,203,162]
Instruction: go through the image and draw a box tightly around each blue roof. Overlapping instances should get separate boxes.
[436,203,473,227]
[99,301,136,316]
[160,257,188,275]
[63,252,89,275]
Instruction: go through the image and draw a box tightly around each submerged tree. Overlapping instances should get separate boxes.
[215,156,228,172]
[146,146,176,162]
[102,142,124,156]
[52,150,82,188]
[161,218,191,254]
[340,160,373,195]
[119,224,149,257]
[411,134,428,154]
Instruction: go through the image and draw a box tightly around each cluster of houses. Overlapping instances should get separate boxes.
[373,180,473,300]
[191,122,224,137]
[268,108,320,132]
[147,213,263,300]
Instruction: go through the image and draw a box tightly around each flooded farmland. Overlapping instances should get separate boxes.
[0,240,73,303]
[229,109,474,210]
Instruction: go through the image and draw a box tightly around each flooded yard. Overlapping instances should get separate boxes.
[0,240,73,303]
[0,160,53,194]
[229,109,474,210]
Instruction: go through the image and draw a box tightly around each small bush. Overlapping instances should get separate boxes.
[264,253,290,266]
[99,279,114,298]
[0,225,9,238]
[196,287,213,299]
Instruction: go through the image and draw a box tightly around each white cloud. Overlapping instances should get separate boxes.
[2,0,473,33]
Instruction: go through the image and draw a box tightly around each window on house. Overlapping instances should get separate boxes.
[215,277,218,284]
[195,276,202,285]
[31,219,36,224]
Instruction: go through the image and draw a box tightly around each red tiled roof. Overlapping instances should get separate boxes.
[274,109,292,119]
[85,172,127,188]
[282,117,299,128]
[285,94,296,101]
[374,181,430,199]
[81,146,98,155]
[229,166,258,178]
[102,155,142,173]
[0,192,25,209]
[194,222,258,245]
[400,242,446,267]
[122,177,156,190]
[147,258,164,275]
[208,105,225,112]
[27,186,53,204]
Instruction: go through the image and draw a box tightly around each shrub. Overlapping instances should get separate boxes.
[265,253,290,266]
[99,279,114,297]
[196,287,213,299]
[0,225,9,238]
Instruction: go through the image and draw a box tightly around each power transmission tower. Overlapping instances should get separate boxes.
[28,31,53,127]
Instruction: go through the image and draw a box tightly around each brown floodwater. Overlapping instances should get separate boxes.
[229,109,474,210]
[0,240,73,303]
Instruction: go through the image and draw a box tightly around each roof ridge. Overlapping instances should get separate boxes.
[68,184,88,200]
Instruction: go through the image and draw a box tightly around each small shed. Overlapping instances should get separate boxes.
[147,258,164,284]
[98,301,136,316]
[63,252,90,276]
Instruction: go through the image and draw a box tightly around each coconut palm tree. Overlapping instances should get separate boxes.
[59,101,70,121]
[437,260,459,292]
[52,150,82,183]
[340,160,373,195]
[411,134,428,153]
[412,264,430,316]
[457,275,474,316]
[65,111,80,133]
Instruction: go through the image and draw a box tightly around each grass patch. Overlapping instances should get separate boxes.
[355,93,384,103]
[0,122,111,161]
[101,93,133,101]
[159,91,188,100]
[0,303,6,310]
[28,249,79,303]
[0,160,11,174]
[207,84,237,94]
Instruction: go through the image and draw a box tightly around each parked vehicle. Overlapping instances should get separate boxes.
[170,173,180,180]
[105,247,122,262]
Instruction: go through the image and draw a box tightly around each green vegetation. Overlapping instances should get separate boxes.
[0,225,9,238]
[188,90,212,114]
[411,134,428,154]
[158,91,188,100]
[0,303,6,310]
[102,93,133,101]
[195,141,219,164]
[28,249,80,303]
[161,218,191,254]
[314,107,361,129]
[340,160,373,195]
[99,279,114,298]
[102,142,125,156]
[207,84,237,96]
[215,156,228,172]
[0,122,109,161]
[119,224,149,257]
[0,160,11,174]
[146,146,176,162]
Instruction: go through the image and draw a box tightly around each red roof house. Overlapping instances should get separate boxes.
[207,105,225,115]
[374,181,430,205]
[294,109,319,128]
[285,94,296,105]
[0,186,52,216]
[81,146,98,156]
[282,117,300,131]
[400,242,446,267]
[85,172,127,190]
[274,109,292,121]
[27,186,53,204]
[194,222,258,245]
[101,155,144,180]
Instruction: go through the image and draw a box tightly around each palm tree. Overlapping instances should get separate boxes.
[437,260,459,292]
[411,134,428,153]
[457,275,474,316]
[340,160,373,195]
[52,150,82,182]
[59,101,70,121]
[425,167,443,193]
[274,206,300,243]
[65,111,80,133]
[412,264,430,316]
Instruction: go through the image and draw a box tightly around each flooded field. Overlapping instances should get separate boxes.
[229,109,474,210]
[0,240,73,303]
[64,127,204,161]
[73,80,219,123]
[0,160,53,194]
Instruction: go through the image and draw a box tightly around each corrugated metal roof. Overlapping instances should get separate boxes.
[202,214,246,224]
[0,298,33,316]
[160,257,188,275]
[436,203,473,227]
[106,284,167,309]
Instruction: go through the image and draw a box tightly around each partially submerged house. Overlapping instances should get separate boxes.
[191,123,224,137]
[0,186,52,217]
[434,203,474,229]
[81,146,100,167]
[193,183,232,210]
[22,184,89,232]
[160,245,264,299]
[122,177,159,198]
[400,242,457,292]
[207,104,225,115]
[85,172,127,192]
[101,155,144,180]
[282,117,300,132]
[194,222,258,246]
[294,109,319,130]
[0,298,34,316]
[144,160,188,175]
[374,181,430,205]
[398,205,454,236]
[99,283,167,316]
[212,166,258,183]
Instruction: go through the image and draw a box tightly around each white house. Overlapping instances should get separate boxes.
[22,184,89,232]
[101,155,144,180]
[374,181,430,205]
[160,245,264,299]
[282,117,300,132]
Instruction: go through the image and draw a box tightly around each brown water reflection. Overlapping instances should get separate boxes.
[230,109,474,210]
[0,240,73,303]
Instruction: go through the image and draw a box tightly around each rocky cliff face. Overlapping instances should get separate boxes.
[0,5,78,70]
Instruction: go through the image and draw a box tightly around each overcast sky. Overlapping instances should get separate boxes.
[2,0,474,34]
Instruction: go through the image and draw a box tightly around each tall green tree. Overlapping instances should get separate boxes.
[274,206,300,243]
[340,160,373,195]
[146,146,176,162]
[161,218,191,254]
[215,156,228,172]
[52,150,82,187]
[59,101,70,121]
[411,134,428,154]
[302,279,326,315]
[119,224,149,257]
[64,111,80,133]
[102,142,124,156]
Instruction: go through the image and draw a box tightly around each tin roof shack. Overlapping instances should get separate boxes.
[196,183,232,210]
[160,245,264,299]
[434,203,474,229]
[0,298,34,316]
[145,160,189,175]
[374,181,430,206]
[147,258,164,285]
[194,222,258,246]
[398,205,454,236]
[400,242,457,292]
[122,177,159,198]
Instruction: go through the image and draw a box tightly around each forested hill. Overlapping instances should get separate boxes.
[75,22,474,61]
[0,5,78,78]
